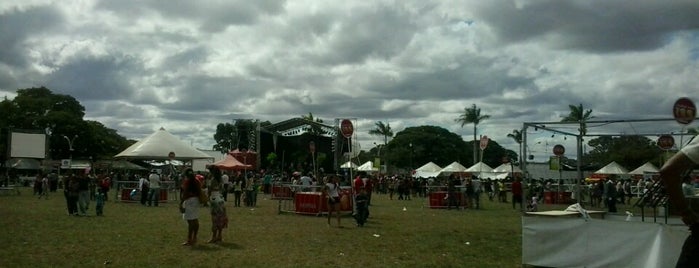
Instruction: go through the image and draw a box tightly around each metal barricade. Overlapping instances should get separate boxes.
[426,185,467,209]
[275,183,354,216]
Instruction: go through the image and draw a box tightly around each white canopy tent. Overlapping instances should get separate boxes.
[114,127,213,160]
[594,161,628,175]
[465,162,494,174]
[413,162,442,178]
[628,162,660,175]
[439,161,468,176]
[492,163,523,173]
[357,161,378,172]
[340,161,358,169]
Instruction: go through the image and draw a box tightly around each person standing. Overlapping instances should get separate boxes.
[180,169,202,246]
[232,175,243,207]
[659,134,699,267]
[511,177,523,210]
[244,175,255,207]
[263,173,272,195]
[77,173,90,216]
[354,188,369,227]
[605,178,617,213]
[38,175,49,199]
[139,173,150,206]
[471,176,482,209]
[323,175,342,228]
[207,167,228,243]
[221,171,230,201]
[67,175,80,216]
[148,170,161,207]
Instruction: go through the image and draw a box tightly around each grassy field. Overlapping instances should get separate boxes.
[0,188,649,268]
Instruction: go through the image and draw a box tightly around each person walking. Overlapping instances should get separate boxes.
[148,170,161,207]
[323,175,342,228]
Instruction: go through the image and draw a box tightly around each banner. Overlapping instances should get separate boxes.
[549,156,560,171]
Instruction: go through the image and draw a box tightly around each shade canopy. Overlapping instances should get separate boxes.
[628,162,659,175]
[492,163,523,173]
[340,161,358,169]
[465,162,494,173]
[357,161,378,172]
[594,161,628,175]
[414,162,442,178]
[114,127,213,160]
[209,154,252,171]
[440,161,468,175]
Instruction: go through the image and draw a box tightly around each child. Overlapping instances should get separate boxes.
[354,188,369,227]
[527,196,538,212]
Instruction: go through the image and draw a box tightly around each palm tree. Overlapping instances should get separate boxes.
[507,129,523,164]
[561,103,594,135]
[368,121,394,145]
[455,104,491,165]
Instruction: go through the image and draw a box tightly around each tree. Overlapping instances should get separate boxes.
[212,119,258,153]
[455,104,490,165]
[584,135,663,169]
[0,87,131,160]
[507,129,523,165]
[561,103,594,135]
[368,121,393,145]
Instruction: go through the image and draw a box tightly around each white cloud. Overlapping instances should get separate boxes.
[0,0,698,160]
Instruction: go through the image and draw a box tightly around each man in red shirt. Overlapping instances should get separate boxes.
[352,172,366,215]
[511,177,523,210]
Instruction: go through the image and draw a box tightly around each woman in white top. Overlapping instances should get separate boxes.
[323,175,342,227]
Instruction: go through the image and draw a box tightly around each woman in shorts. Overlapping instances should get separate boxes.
[324,175,342,227]
[179,169,202,246]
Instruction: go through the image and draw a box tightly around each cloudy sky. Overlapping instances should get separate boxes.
[1,0,698,161]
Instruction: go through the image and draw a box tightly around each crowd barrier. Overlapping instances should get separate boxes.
[273,183,353,216]
[114,181,177,203]
[426,186,467,209]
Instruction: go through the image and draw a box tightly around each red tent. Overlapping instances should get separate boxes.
[209,154,252,171]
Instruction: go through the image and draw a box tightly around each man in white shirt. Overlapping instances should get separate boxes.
[660,134,699,266]
[299,174,312,192]
[147,170,161,207]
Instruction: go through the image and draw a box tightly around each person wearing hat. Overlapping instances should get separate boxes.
[148,169,161,207]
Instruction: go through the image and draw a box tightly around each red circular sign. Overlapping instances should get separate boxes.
[340,119,354,138]
[673,97,696,125]
[553,144,565,156]
[657,135,675,150]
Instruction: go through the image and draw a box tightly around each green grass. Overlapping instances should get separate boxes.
[0,188,649,267]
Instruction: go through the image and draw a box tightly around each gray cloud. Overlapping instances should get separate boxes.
[474,0,699,52]
[1,0,697,154]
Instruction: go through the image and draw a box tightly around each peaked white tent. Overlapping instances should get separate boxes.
[114,127,213,160]
[440,161,468,175]
[413,162,442,178]
[340,161,358,169]
[594,161,628,175]
[357,161,378,172]
[465,162,494,174]
[492,163,523,173]
[628,162,660,175]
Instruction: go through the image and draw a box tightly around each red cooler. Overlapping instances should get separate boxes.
[429,191,448,208]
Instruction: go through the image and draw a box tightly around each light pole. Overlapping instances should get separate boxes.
[63,135,78,160]
[373,142,383,173]
[409,143,413,171]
